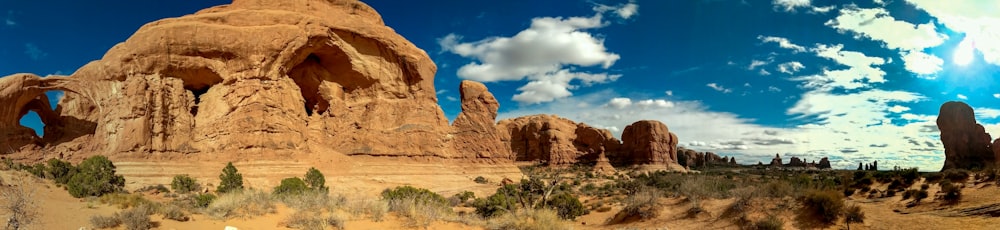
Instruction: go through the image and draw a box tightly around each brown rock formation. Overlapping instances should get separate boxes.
[937,101,996,170]
[451,81,511,160]
[592,152,616,175]
[499,115,618,165]
[618,120,679,165]
[818,157,831,169]
[770,154,783,168]
[788,157,805,167]
[0,0,512,161]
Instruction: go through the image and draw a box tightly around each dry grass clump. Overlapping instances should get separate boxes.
[1,177,38,230]
[750,214,784,230]
[609,186,660,223]
[159,204,190,222]
[283,211,345,230]
[91,205,155,230]
[797,189,844,228]
[206,189,275,219]
[90,214,121,229]
[486,209,568,230]
[279,190,345,211]
[345,198,388,222]
[99,192,155,209]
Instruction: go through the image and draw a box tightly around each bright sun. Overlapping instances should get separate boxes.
[954,38,975,66]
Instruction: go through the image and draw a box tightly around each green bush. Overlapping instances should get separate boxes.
[943,169,970,183]
[451,191,476,205]
[753,215,784,230]
[923,172,943,183]
[940,181,962,203]
[799,190,844,226]
[844,205,864,228]
[171,175,200,194]
[474,176,488,184]
[194,193,217,208]
[273,177,309,196]
[546,192,588,220]
[303,167,328,192]
[67,155,125,198]
[473,185,520,218]
[380,186,448,207]
[217,162,244,193]
[45,158,78,184]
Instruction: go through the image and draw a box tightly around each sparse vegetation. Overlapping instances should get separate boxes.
[303,167,328,192]
[752,214,784,230]
[2,177,38,230]
[381,186,451,228]
[474,176,489,184]
[207,189,275,219]
[844,205,864,230]
[940,180,962,204]
[67,155,125,198]
[273,177,310,196]
[217,162,244,194]
[90,214,121,229]
[171,174,200,194]
[799,189,844,226]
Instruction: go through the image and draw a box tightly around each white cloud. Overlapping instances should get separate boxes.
[888,105,910,113]
[707,83,733,93]
[759,69,771,76]
[4,10,14,26]
[440,4,633,104]
[446,96,458,102]
[758,35,807,53]
[616,3,639,19]
[795,44,887,90]
[994,93,999,99]
[777,61,805,74]
[768,86,782,92]
[748,59,771,70]
[900,51,944,75]
[957,94,968,100]
[436,89,448,95]
[606,97,632,109]
[975,107,1000,119]
[665,90,673,96]
[772,0,812,12]
[24,43,47,60]
[873,0,887,6]
[811,5,836,14]
[906,0,1000,66]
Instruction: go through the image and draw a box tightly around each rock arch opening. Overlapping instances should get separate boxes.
[287,44,374,117]
[170,66,224,117]
[18,111,43,138]
[15,90,66,142]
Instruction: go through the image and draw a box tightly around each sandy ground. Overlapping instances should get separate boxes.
[6,166,1000,230]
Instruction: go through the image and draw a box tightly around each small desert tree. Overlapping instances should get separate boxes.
[216,162,244,193]
[303,167,327,192]
[67,155,125,198]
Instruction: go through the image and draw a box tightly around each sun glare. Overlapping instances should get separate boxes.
[954,38,975,66]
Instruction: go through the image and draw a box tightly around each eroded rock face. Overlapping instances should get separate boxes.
[618,120,678,165]
[0,74,80,153]
[499,115,618,165]
[937,101,995,170]
[0,0,508,160]
[451,81,510,160]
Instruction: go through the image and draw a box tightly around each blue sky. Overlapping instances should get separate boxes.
[3,0,1000,170]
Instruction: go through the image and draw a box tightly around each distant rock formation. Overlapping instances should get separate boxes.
[818,157,831,169]
[675,147,738,168]
[499,115,617,165]
[937,101,996,170]
[770,154,783,167]
[619,120,679,165]
[788,157,805,167]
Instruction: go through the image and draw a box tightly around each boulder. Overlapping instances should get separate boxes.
[937,101,996,170]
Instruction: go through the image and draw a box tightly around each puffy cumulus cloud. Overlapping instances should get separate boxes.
[777,61,805,74]
[498,90,945,170]
[748,59,771,70]
[793,44,887,90]
[440,4,633,104]
[957,94,968,100]
[900,51,944,76]
[706,83,733,93]
[975,107,1000,120]
[825,6,947,74]
[906,0,1000,66]
[758,35,807,53]
[888,105,910,113]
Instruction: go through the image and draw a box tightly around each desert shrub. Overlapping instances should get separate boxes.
[382,186,450,228]
[194,193,217,208]
[486,209,568,230]
[285,211,329,230]
[617,186,660,221]
[67,155,125,198]
[207,189,275,219]
[380,186,448,207]
[843,188,855,197]
[923,172,943,183]
[902,189,928,202]
[217,162,244,194]
[45,158,77,184]
[761,180,794,198]
[545,192,587,220]
[940,181,962,203]
[844,205,864,228]
[346,198,387,222]
[451,191,476,206]
[119,206,154,230]
[90,214,121,229]
[160,204,189,222]
[2,178,38,230]
[99,193,155,209]
[799,190,844,226]
[474,176,489,184]
[280,190,342,211]
[171,174,200,194]
[723,187,756,220]
[303,167,328,192]
[943,169,970,183]
[920,183,930,190]
[273,177,309,196]
[899,168,920,184]
[473,185,519,218]
[751,214,784,230]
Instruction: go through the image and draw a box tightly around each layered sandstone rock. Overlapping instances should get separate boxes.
[937,101,995,170]
[0,0,510,161]
[499,115,618,165]
[618,120,678,165]
[0,74,79,153]
[451,81,511,160]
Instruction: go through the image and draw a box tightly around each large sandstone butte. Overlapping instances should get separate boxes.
[937,101,997,170]
[500,116,684,170]
[0,0,510,161]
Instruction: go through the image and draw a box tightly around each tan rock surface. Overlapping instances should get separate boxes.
[451,81,512,160]
[499,114,619,165]
[618,120,679,165]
